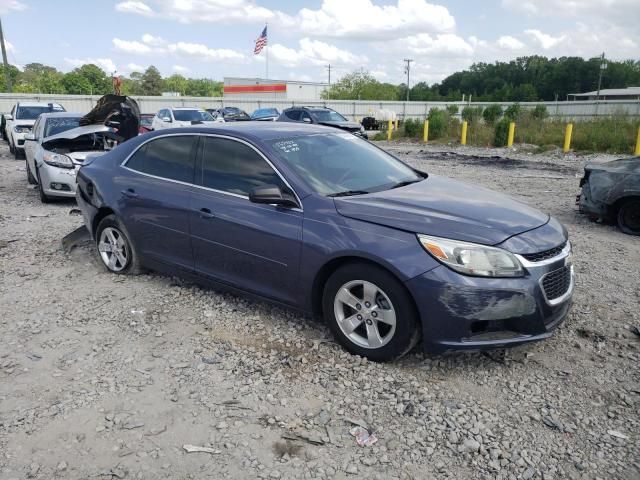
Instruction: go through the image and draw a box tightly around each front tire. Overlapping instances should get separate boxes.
[322,263,419,362]
[95,215,142,274]
[35,165,51,203]
[617,199,640,236]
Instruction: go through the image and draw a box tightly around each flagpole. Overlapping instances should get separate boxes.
[265,23,269,79]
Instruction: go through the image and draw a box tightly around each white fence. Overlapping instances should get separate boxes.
[1,93,639,121]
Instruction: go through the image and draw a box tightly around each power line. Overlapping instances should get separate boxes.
[403,58,413,102]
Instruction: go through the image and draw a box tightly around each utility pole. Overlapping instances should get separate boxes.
[595,52,606,116]
[403,59,413,102]
[0,17,12,92]
[326,64,331,85]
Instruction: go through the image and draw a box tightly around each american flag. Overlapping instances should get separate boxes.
[254,25,267,55]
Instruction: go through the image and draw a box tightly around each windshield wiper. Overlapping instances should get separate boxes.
[390,179,422,189]
[327,190,370,197]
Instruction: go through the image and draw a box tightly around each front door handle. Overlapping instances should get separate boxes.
[121,188,139,198]
[199,208,215,219]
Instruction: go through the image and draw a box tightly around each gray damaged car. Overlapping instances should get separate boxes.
[578,157,640,235]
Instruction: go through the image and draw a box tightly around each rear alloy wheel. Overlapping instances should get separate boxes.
[26,159,36,184]
[617,199,640,236]
[95,215,142,274]
[323,263,419,361]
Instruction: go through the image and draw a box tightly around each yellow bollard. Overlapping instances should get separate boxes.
[387,119,392,141]
[461,121,468,146]
[507,122,515,147]
[563,123,573,153]
[423,120,429,143]
[634,126,640,156]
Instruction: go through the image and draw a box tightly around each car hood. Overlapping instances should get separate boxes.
[334,175,549,246]
[317,120,361,131]
[585,157,639,174]
[175,120,217,127]
[42,124,111,143]
[80,94,140,142]
[14,119,36,126]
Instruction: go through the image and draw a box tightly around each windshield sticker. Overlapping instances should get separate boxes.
[273,140,300,153]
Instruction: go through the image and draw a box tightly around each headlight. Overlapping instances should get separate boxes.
[14,126,31,133]
[417,234,524,277]
[43,152,74,169]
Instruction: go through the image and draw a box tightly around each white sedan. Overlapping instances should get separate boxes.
[151,107,219,130]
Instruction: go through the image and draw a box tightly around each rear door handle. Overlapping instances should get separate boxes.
[199,208,215,219]
[121,188,139,198]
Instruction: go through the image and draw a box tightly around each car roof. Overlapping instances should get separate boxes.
[37,112,83,119]
[170,107,204,110]
[143,122,339,142]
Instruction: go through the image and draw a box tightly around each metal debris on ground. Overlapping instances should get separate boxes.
[182,444,221,454]
[349,426,378,447]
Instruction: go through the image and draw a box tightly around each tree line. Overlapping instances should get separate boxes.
[0,55,638,100]
[322,55,640,102]
[0,63,223,97]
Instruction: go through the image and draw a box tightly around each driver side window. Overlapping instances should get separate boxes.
[285,110,301,121]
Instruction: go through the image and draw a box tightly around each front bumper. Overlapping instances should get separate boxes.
[38,163,79,198]
[75,185,99,240]
[13,131,26,149]
[406,245,573,353]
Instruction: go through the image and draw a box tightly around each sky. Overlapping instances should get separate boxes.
[0,0,638,85]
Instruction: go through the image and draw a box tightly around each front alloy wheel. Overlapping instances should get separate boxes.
[334,280,397,349]
[98,227,130,272]
[323,263,419,362]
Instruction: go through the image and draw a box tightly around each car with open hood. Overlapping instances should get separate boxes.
[75,122,573,361]
[24,95,140,202]
[277,106,368,139]
[578,156,640,235]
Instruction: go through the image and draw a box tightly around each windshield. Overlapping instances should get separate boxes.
[268,133,422,196]
[44,117,81,138]
[223,108,250,120]
[311,110,347,122]
[253,108,278,118]
[140,116,153,127]
[17,105,64,120]
[173,110,212,122]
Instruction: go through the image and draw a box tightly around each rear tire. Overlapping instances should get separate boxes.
[617,198,640,236]
[322,263,420,362]
[26,159,36,184]
[95,214,143,275]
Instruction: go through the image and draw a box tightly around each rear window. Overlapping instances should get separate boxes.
[125,135,196,183]
[310,110,347,122]
[173,110,213,122]
[44,117,81,138]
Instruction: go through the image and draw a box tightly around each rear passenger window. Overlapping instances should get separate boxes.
[285,110,301,121]
[201,137,286,196]
[125,136,196,183]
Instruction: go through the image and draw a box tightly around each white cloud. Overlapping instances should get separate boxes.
[168,42,245,61]
[141,33,165,46]
[497,35,525,50]
[0,0,26,14]
[64,57,117,74]
[524,29,565,49]
[400,33,474,58]
[115,1,154,16]
[113,38,153,55]
[270,38,367,68]
[172,64,189,73]
[296,0,455,39]
[126,62,145,72]
[115,0,278,24]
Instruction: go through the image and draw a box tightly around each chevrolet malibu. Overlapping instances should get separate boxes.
[76,123,573,361]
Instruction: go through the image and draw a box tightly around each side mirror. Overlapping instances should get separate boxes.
[302,117,312,123]
[249,185,299,208]
[24,133,36,141]
[162,117,172,122]
[4,114,12,120]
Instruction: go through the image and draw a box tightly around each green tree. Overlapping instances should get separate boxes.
[72,64,112,94]
[164,74,188,95]
[184,78,222,97]
[140,66,163,96]
[61,72,93,94]
[0,64,20,92]
[322,70,399,100]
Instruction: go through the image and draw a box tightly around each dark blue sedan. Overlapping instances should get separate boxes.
[76,123,573,361]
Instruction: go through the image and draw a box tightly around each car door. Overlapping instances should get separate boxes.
[118,134,198,271]
[190,135,303,305]
[24,116,41,170]
[283,109,302,122]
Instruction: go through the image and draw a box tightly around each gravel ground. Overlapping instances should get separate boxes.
[1,140,638,480]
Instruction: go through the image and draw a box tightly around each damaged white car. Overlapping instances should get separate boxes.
[23,95,140,203]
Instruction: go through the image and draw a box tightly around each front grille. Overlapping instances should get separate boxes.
[542,266,572,301]
[522,242,566,262]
